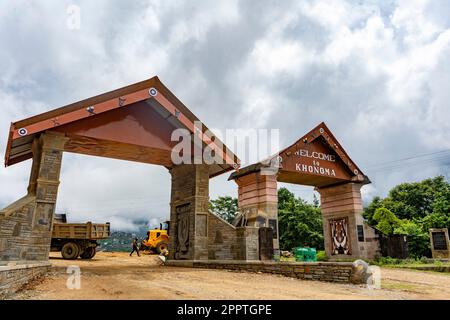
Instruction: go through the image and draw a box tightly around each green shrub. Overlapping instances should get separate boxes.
[374,256,424,266]
[420,256,431,264]
[373,207,403,235]
[375,256,400,265]
[316,250,328,261]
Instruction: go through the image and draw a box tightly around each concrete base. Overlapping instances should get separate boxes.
[0,261,51,298]
[165,259,368,284]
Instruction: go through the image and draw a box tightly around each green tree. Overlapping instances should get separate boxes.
[312,194,320,208]
[363,196,383,226]
[419,213,449,231]
[278,187,297,210]
[394,220,430,258]
[433,183,450,218]
[373,207,403,235]
[364,176,450,222]
[209,196,238,224]
[278,187,323,251]
[364,175,450,258]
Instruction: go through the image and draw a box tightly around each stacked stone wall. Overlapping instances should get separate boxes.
[166,260,367,284]
[0,262,51,298]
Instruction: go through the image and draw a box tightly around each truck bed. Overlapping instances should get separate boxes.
[52,222,110,240]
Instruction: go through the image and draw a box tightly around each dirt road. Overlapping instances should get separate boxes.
[11,252,450,300]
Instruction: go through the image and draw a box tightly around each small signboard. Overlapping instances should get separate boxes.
[357,225,365,242]
[429,228,450,259]
[432,232,447,250]
[259,227,274,260]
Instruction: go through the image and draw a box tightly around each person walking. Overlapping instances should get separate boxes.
[130,237,140,257]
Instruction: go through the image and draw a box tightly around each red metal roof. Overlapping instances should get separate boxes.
[4,76,239,177]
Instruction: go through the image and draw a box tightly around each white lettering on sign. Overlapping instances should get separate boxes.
[295,149,336,162]
[295,163,336,177]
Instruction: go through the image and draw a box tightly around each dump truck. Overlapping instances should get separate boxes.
[51,214,111,260]
[140,221,170,254]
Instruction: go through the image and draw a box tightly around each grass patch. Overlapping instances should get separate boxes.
[372,256,450,271]
[372,257,422,266]
[279,256,296,262]
[383,264,450,274]
[381,281,421,292]
[316,250,328,261]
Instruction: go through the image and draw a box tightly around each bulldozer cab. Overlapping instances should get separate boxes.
[141,220,170,254]
[146,229,167,241]
[145,221,169,241]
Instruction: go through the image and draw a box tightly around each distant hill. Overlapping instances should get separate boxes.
[98,221,150,252]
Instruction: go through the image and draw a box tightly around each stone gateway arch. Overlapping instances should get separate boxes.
[0,76,379,273]
[230,122,379,260]
[0,76,242,263]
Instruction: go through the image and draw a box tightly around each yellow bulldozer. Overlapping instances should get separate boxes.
[140,221,170,254]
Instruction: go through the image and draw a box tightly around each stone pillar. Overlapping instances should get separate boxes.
[0,132,68,262]
[168,164,209,261]
[234,171,279,254]
[236,226,259,260]
[32,133,68,260]
[317,182,378,260]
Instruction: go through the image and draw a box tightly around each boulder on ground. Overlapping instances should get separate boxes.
[281,251,293,258]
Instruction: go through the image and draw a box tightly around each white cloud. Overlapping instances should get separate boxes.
[251,40,313,77]
[391,0,443,47]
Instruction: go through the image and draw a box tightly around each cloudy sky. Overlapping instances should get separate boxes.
[1,0,449,231]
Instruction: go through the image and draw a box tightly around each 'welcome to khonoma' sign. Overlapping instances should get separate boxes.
[294,149,337,177]
[273,123,367,188]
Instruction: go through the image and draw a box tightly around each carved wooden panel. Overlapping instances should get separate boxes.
[175,203,191,259]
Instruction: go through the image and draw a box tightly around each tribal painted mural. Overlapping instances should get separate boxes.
[330,217,351,255]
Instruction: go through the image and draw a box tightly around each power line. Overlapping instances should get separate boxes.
[368,155,450,172]
[372,156,450,170]
[364,149,450,168]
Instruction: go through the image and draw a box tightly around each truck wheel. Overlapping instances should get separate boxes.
[89,247,96,259]
[80,247,96,259]
[61,242,80,260]
[156,241,168,254]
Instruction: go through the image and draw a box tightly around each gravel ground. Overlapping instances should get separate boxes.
[10,251,450,300]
